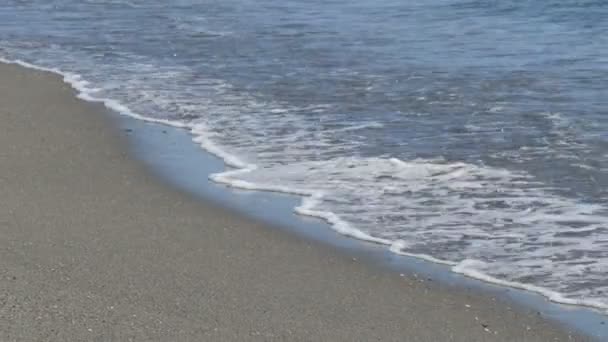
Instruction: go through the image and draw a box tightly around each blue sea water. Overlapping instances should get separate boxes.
[1,0,608,310]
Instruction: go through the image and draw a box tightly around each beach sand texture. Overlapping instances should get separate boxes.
[0,62,588,341]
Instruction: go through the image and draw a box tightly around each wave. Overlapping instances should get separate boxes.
[3,56,608,313]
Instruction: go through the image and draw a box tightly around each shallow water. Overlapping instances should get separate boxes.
[1,0,608,309]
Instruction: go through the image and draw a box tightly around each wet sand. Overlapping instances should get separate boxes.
[0,62,589,341]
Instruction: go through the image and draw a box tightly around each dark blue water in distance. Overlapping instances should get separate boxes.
[1,0,607,309]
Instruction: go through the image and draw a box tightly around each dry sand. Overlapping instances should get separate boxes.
[0,62,590,341]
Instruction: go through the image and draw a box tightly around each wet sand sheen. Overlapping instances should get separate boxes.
[0,62,588,341]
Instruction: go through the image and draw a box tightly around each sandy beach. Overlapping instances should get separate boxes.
[0,62,589,341]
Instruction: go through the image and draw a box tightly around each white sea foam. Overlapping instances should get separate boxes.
[452,259,608,309]
[4,55,608,313]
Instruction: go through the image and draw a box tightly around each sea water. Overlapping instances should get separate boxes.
[1,0,607,310]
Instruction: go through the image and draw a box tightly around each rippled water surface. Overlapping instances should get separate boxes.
[1,0,608,309]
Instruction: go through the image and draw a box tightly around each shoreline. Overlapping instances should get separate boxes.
[5,57,608,316]
[0,61,592,340]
